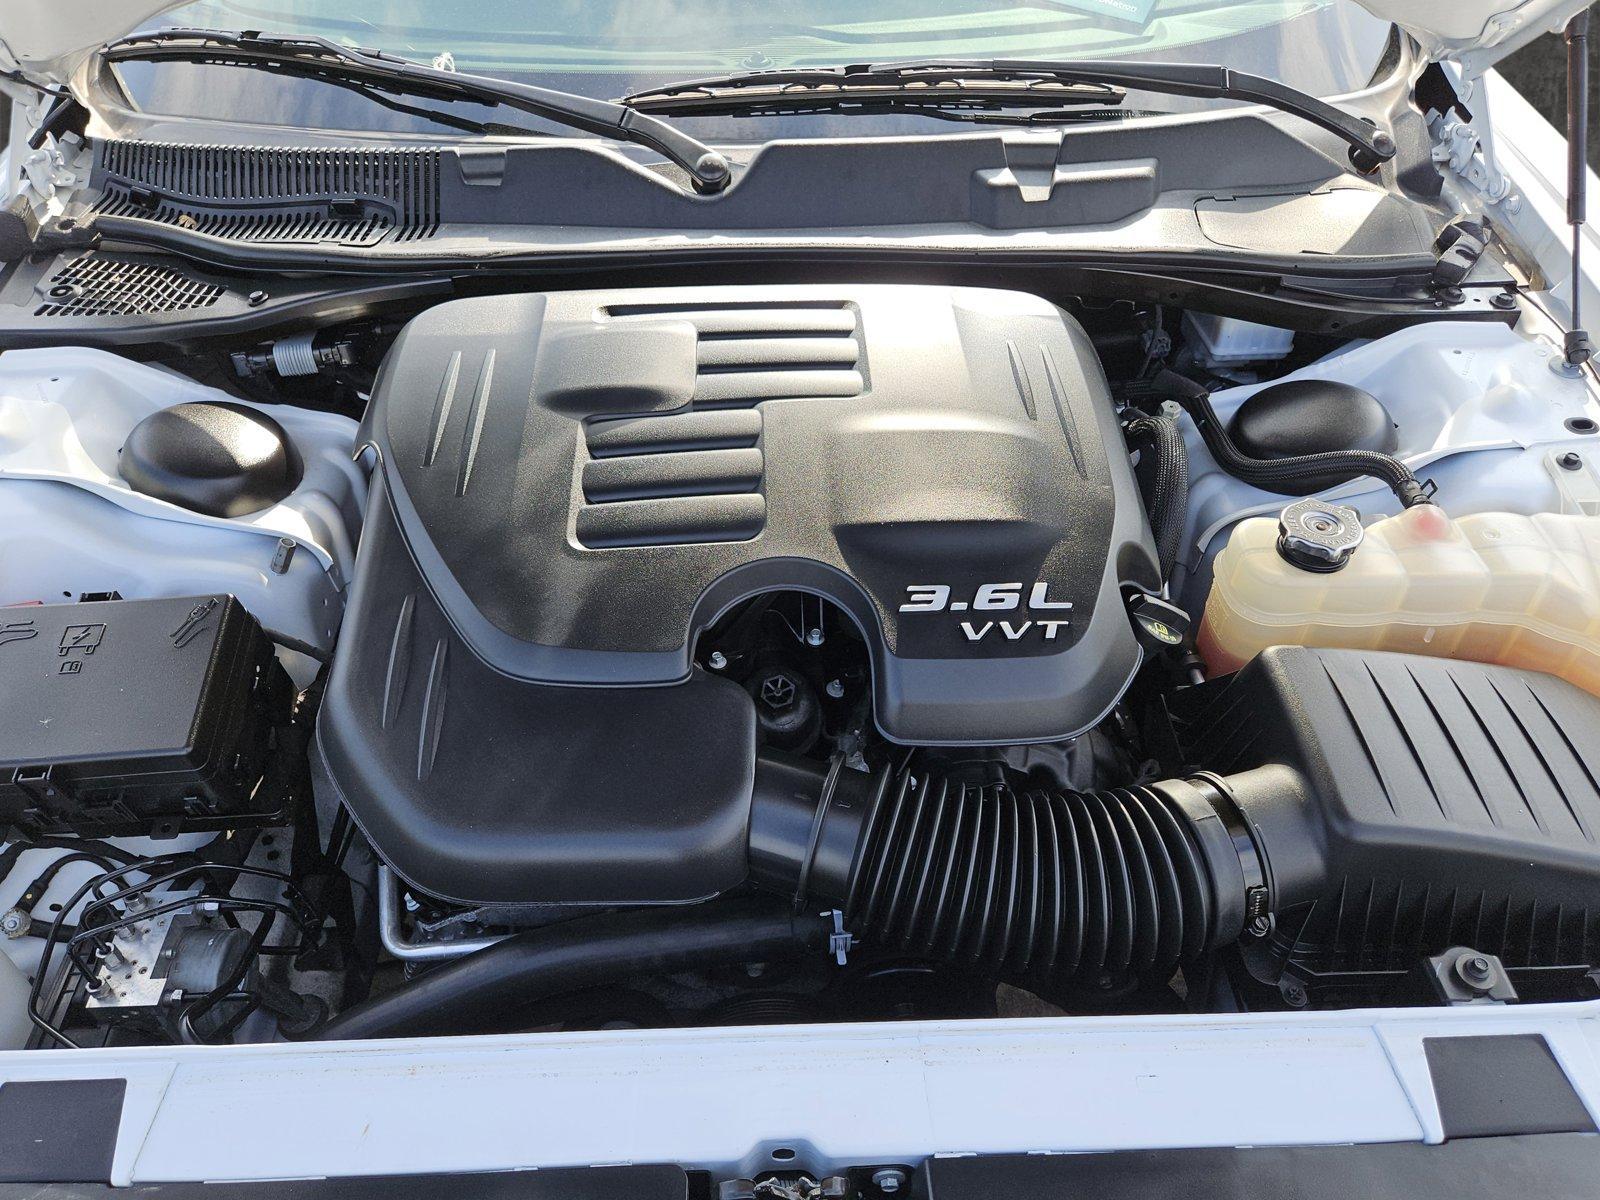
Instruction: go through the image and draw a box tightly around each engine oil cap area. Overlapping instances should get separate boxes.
[1276,498,1364,572]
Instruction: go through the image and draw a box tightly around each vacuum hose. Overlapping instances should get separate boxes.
[1151,369,1434,510]
[1124,412,1190,580]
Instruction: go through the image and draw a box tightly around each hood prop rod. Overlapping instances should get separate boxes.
[1565,10,1595,370]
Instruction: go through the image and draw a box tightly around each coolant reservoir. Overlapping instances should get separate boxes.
[1200,501,1600,695]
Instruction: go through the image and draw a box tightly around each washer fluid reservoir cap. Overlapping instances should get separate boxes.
[120,401,302,518]
[1277,498,1364,572]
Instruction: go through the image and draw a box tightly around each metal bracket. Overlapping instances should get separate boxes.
[1421,946,1518,1006]
[1429,113,1518,211]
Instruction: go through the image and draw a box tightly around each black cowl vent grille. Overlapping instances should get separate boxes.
[35,254,225,318]
[92,141,442,246]
[575,302,862,550]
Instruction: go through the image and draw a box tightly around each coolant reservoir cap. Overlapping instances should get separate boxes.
[1277,498,1364,572]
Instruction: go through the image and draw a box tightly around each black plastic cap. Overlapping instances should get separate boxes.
[1347,129,1395,174]
[1229,378,1397,494]
[120,401,302,518]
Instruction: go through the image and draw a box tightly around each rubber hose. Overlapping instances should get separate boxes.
[1125,414,1189,580]
[749,755,1258,992]
[1152,369,1433,509]
[318,899,834,1040]
[836,768,1246,988]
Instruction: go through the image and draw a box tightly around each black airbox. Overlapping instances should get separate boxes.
[1188,647,1600,973]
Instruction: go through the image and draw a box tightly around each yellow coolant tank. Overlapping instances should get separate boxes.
[1199,500,1600,696]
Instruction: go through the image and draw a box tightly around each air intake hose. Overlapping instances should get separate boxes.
[751,753,1274,989]
[324,756,1291,1039]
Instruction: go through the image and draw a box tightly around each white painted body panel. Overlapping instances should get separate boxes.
[0,1001,1584,1184]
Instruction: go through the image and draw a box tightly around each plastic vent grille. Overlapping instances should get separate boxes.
[34,255,226,318]
[1276,877,1600,977]
[92,141,442,246]
[574,303,862,549]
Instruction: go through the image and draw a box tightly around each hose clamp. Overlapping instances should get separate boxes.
[822,909,854,966]
[1188,771,1272,937]
[791,755,847,913]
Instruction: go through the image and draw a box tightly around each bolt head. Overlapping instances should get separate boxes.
[1456,952,1496,989]
[826,679,845,699]
[806,628,825,646]
[873,1169,907,1194]
[708,651,728,671]
[695,152,731,184]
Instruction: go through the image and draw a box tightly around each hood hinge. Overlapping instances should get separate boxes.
[1419,65,1520,213]
[1429,111,1518,210]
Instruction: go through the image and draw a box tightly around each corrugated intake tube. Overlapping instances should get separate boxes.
[850,775,1213,981]
[749,755,1261,990]
[324,759,1270,1040]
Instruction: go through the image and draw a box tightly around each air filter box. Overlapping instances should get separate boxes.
[0,594,294,835]
[1185,646,1600,995]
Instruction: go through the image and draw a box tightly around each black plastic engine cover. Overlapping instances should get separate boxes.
[321,284,1158,904]
[357,284,1158,745]
[317,482,755,904]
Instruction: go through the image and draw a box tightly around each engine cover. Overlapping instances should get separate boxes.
[319,284,1158,903]
[361,283,1155,744]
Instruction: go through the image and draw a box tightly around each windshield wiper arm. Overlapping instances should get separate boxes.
[103,29,733,193]
[626,78,1127,122]
[623,59,1395,173]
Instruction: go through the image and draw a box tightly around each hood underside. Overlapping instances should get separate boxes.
[0,0,1587,85]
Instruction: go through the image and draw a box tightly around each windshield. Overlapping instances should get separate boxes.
[118,0,1393,141]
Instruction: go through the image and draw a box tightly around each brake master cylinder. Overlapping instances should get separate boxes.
[1200,498,1600,695]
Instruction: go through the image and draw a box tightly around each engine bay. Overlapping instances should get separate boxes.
[5,275,1600,1049]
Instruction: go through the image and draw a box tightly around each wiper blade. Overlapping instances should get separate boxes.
[623,59,1395,173]
[103,29,733,193]
[635,93,1137,129]
[626,79,1126,122]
